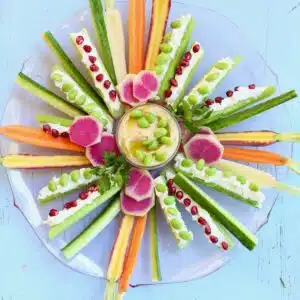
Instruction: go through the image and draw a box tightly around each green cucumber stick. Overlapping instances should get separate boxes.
[43,31,103,105]
[89,0,117,84]
[149,205,162,282]
[173,173,257,250]
[48,185,121,239]
[36,114,73,127]
[209,90,298,131]
[16,73,84,118]
[62,197,120,260]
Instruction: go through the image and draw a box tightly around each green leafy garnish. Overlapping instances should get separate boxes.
[91,152,129,193]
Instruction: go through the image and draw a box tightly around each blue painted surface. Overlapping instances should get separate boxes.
[1,0,300,299]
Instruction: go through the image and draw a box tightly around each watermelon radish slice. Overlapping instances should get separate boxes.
[117,74,140,106]
[181,124,214,144]
[184,134,224,164]
[125,168,154,202]
[121,192,155,216]
[69,116,103,147]
[199,126,214,135]
[86,132,119,166]
[133,81,152,102]
[138,71,159,94]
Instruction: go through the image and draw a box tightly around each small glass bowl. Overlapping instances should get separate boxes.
[115,103,182,170]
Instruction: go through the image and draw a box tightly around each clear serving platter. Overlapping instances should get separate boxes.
[0,0,293,286]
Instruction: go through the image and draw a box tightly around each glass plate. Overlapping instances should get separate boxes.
[0,0,293,286]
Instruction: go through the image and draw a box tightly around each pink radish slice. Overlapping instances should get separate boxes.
[199,126,214,135]
[69,116,103,147]
[125,168,154,202]
[117,74,140,106]
[121,192,155,216]
[184,134,224,164]
[181,125,215,144]
[133,81,152,102]
[139,71,159,93]
[86,132,119,166]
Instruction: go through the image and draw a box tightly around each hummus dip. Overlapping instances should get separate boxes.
[116,104,181,169]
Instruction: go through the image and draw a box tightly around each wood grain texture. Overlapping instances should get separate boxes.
[1,0,300,299]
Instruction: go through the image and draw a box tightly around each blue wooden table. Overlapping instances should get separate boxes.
[1,0,300,299]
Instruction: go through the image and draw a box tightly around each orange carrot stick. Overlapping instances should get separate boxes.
[128,0,145,73]
[0,125,84,152]
[119,215,147,294]
[223,147,300,174]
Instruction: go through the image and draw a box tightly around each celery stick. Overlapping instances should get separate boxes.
[62,197,120,259]
[43,31,103,105]
[16,73,84,118]
[36,114,73,127]
[89,0,117,84]
[173,173,258,250]
[48,185,121,239]
[209,90,297,131]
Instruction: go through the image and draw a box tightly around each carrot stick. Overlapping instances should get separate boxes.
[223,147,300,174]
[128,0,145,73]
[119,215,147,294]
[0,125,84,152]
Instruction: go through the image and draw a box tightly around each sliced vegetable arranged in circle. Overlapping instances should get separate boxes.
[173,172,258,250]
[117,74,140,106]
[174,154,265,208]
[155,15,195,99]
[38,167,99,204]
[133,71,159,102]
[51,65,113,132]
[155,175,193,248]
[104,0,127,83]
[89,0,117,84]
[182,56,241,119]
[70,28,124,118]
[184,133,224,164]
[62,196,121,260]
[166,42,204,110]
[86,132,119,166]
[121,192,155,216]
[69,116,103,148]
[0,155,90,169]
[0,125,84,152]
[16,73,85,118]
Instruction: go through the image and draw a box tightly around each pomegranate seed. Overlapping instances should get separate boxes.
[198,217,207,226]
[175,67,183,75]
[176,191,184,200]
[96,74,104,82]
[234,86,239,91]
[167,179,174,187]
[181,60,189,67]
[205,99,214,106]
[49,209,59,217]
[169,186,176,195]
[79,191,89,200]
[76,36,84,45]
[90,64,99,72]
[51,129,59,138]
[164,89,172,98]
[89,56,97,63]
[210,235,218,244]
[183,198,191,207]
[88,184,98,193]
[184,52,192,61]
[193,44,200,53]
[83,45,92,53]
[104,80,111,89]
[170,78,178,87]
[226,90,233,97]
[191,206,198,215]
[42,124,51,133]
[204,225,211,235]
[64,201,77,209]
[215,96,224,104]
[249,84,256,89]
[61,132,69,138]
[109,90,117,101]
[221,241,229,250]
